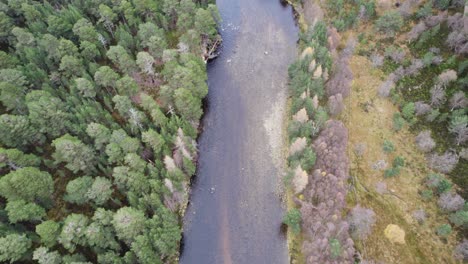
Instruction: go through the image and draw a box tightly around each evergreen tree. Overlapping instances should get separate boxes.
[36,220,61,248]
[0,167,54,203]
[52,134,96,173]
[0,234,32,263]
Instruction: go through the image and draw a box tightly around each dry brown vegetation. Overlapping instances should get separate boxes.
[341,55,459,263]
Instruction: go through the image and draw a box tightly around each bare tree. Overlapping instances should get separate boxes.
[430,84,446,107]
[449,91,467,111]
[424,11,448,27]
[378,80,394,98]
[385,47,406,63]
[370,53,384,68]
[449,119,468,146]
[415,130,436,153]
[427,151,459,173]
[348,205,376,240]
[353,143,367,157]
[407,22,427,42]
[328,94,344,116]
[405,59,424,76]
[454,239,468,261]
[412,209,427,224]
[438,192,465,212]
[326,38,355,98]
[437,69,458,87]
[415,101,432,116]
[460,148,468,160]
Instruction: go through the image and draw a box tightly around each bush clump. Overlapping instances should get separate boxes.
[375,11,404,37]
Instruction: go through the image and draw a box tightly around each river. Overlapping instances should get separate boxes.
[180,0,298,263]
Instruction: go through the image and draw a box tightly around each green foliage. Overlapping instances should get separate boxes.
[392,112,406,131]
[421,189,434,201]
[59,214,89,252]
[393,156,405,168]
[426,173,453,195]
[6,200,46,223]
[384,166,401,178]
[0,114,38,148]
[436,224,452,237]
[288,147,316,172]
[85,208,119,251]
[52,134,96,173]
[0,148,41,169]
[283,208,302,235]
[449,210,468,228]
[0,0,219,261]
[174,88,203,121]
[0,234,32,263]
[433,0,450,10]
[33,247,62,264]
[416,0,433,18]
[87,177,113,205]
[26,90,70,139]
[374,11,403,37]
[64,176,94,205]
[36,221,61,248]
[329,238,342,259]
[382,139,395,153]
[112,207,146,244]
[401,102,415,121]
[0,167,54,203]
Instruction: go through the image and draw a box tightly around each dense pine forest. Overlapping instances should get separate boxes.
[0,0,219,263]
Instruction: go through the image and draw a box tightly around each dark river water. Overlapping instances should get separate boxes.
[180,0,298,263]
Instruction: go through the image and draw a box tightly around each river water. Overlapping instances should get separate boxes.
[180,0,298,263]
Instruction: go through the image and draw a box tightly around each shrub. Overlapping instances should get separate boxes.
[283,208,302,235]
[449,210,468,227]
[384,167,401,178]
[421,189,434,201]
[426,109,440,122]
[425,173,453,194]
[433,0,450,10]
[401,102,415,121]
[375,11,403,37]
[416,0,433,18]
[393,113,406,131]
[329,238,342,259]
[393,156,405,167]
[385,46,406,63]
[436,224,452,237]
[348,205,376,240]
[382,140,395,153]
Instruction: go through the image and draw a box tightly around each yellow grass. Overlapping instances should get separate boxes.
[341,55,459,263]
